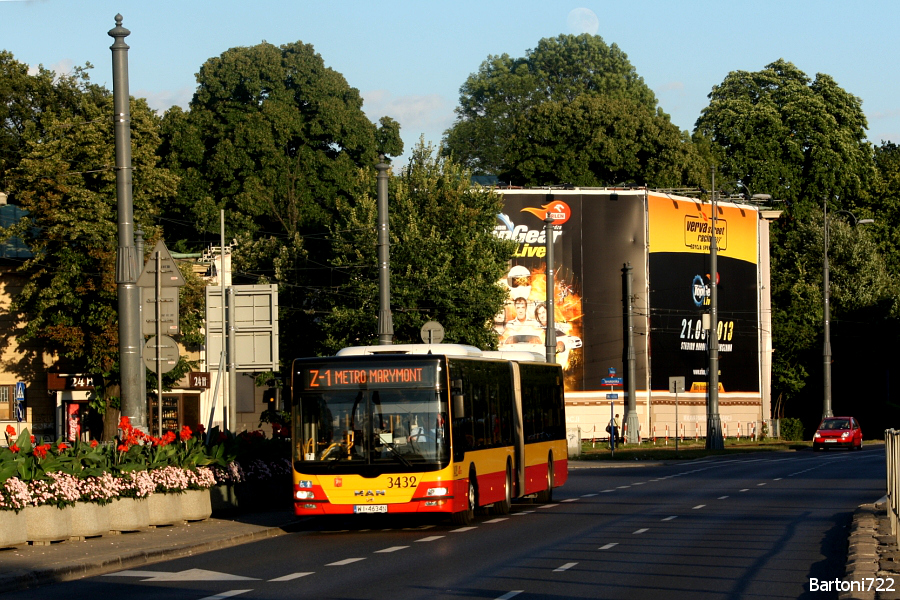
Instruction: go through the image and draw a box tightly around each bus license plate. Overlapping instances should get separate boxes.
[354,505,387,514]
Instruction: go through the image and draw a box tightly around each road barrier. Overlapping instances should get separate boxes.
[887,430,900,544]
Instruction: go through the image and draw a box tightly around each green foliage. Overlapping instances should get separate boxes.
[780,417,805,441]
[446,34,658,174]
[695,59,873,216]
[1,60,178,412]
[320,140,515,352]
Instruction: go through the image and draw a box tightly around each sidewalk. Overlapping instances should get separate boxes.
[843,501,900,600]
[0,509,298,595]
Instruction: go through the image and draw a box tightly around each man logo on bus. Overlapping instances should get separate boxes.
[521,201,571,225]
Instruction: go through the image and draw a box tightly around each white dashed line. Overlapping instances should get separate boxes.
[662,516,677,521]
[537,504,559,509]
[197,592,252,600]
[512,511,534,516]
[757,483,767,487]
[496,591,523,600]
[269,573,313,581]
[739,489,749,492]
[633,528,649,534]
[632,482,646,486]
[599,543,619,550]
[693,505,705,510]
[374,546,408,553]
[581,493,598,497]
[485,518,509,523]
[561,498,578,503]
[327,558,366,566]
[718,496,729,500]
[553,562,578,572]
[452,527,477,532]
[601,489,615,493]
[415,536,445,542]
[774,478,782,481]
[617,485,631,489]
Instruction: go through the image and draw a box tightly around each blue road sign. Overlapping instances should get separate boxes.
[601,377,623,386]
[606,393,619,399]
[13,382,25,423]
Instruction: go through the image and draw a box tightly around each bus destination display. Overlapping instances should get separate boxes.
[301,363,437,390]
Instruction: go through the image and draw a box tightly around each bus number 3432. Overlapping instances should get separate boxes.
[387,476,418,489]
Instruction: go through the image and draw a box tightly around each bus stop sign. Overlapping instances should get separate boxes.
[14,382,25,422]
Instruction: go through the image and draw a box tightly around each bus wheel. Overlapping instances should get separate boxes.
[535,454,554,503]
[452,471,476,525]
[494,462,512,515]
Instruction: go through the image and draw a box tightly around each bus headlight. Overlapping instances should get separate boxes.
[426,487,448,496]
[295,490,315,500]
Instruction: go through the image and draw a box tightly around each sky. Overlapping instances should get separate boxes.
[2,0,899,166]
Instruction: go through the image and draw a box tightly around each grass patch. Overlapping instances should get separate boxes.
[574,438,809,461]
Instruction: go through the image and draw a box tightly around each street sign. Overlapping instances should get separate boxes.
[420,321,445,344]
[606,393,618,400]
[206,285,279,372]
[601,377,623,386]
[13,382,25,422]
[143,335,180,373]
[136,240,186,287]
[141,286,180,336]
[608,367,617,376]
[669,376,685,394]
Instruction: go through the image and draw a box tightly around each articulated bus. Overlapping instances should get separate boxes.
[291,344,567,523]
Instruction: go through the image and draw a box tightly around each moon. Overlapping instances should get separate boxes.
[567,8,599,35]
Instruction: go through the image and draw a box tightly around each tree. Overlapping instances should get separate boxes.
[3,66,179,416]
[319,140,515,353]
[160,40,402,359]
[694,59,873,216]
[444,33,701,187]
[505,94,706,187]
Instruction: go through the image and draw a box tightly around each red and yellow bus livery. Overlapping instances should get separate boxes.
[291,344,567,523]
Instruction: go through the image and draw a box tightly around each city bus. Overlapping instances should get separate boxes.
[291,344,567,524]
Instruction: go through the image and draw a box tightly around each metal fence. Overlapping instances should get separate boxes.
[886,429,900,543]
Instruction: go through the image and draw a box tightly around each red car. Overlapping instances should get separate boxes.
[812,416,863,451]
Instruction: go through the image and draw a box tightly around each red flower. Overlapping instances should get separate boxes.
[117,444,129,452]
[163,431,176,445]
[119,415,132,431]
[90,440,99,448]
[5,425,15,437]
[10,444,19,453]
[33,443,51,459]
[30,435,35,444]
[196,423,205,435]
[57,442,68,451]
[179,425,192,442]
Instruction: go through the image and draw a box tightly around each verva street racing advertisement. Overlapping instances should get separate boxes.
[647,193,760,394]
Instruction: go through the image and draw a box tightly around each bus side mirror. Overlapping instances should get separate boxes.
[453,394,465,419]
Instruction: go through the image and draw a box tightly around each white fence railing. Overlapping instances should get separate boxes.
[886,430,900,542]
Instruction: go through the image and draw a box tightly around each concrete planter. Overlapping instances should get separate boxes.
[24,504,72,544]
[108,497,150,532]
[69,501,110,539]
[181,489,212,521]
[0,509,27,548]
[148,492,184,526]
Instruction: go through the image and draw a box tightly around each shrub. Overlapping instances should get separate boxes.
[780,417,805,441]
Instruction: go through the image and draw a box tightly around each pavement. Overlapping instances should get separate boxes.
[0,461,896,597]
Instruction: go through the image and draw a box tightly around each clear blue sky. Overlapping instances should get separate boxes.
[3,0,899,166]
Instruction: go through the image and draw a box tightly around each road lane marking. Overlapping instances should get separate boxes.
[662,516,677,521]
[633,528,649,534]
[632,482,646,485]
[512,511,534,515]
[739,489,749,492]
[582,493,598,497]
[757,483,767,486]
[105,569,258,582]
[774,478,782,481]
[617,485,631,489]
[693,505,705,510]
[269,573,313,581]
[327,558,366,566]
[599,543,619,550]
[197,592,253,600]
[452,527,477,532]
[718,496,729,500]
[485,518,509,523]
[554,562,578,572]
[496,592,523,599]
[416,536,445,542]
[374,546,409,553]
[561,498,578,503]
[601,489,615,493]
[537,504,559,509]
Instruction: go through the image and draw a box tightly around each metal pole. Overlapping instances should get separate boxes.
[227,286,237,432]
[623,263,639,443]
[707,167,724,450]
[823,200,833,418]
[156,250,162,436]
[109,14,144,430]
[135,225,147,422]
[376,155,393,345]
[544,214,556,364]
[221,210,228,430]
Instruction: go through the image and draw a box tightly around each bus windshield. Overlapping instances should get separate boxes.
[296,388,450,472]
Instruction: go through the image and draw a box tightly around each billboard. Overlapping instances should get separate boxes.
[495,190,761,397]
[494,191,648,391]
[647,194,760,394]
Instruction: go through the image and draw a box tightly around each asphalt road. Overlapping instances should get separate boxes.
[16,448,885,600]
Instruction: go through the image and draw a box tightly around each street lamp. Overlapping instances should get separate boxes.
[822,202,873,419]
[706,167,723,450]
